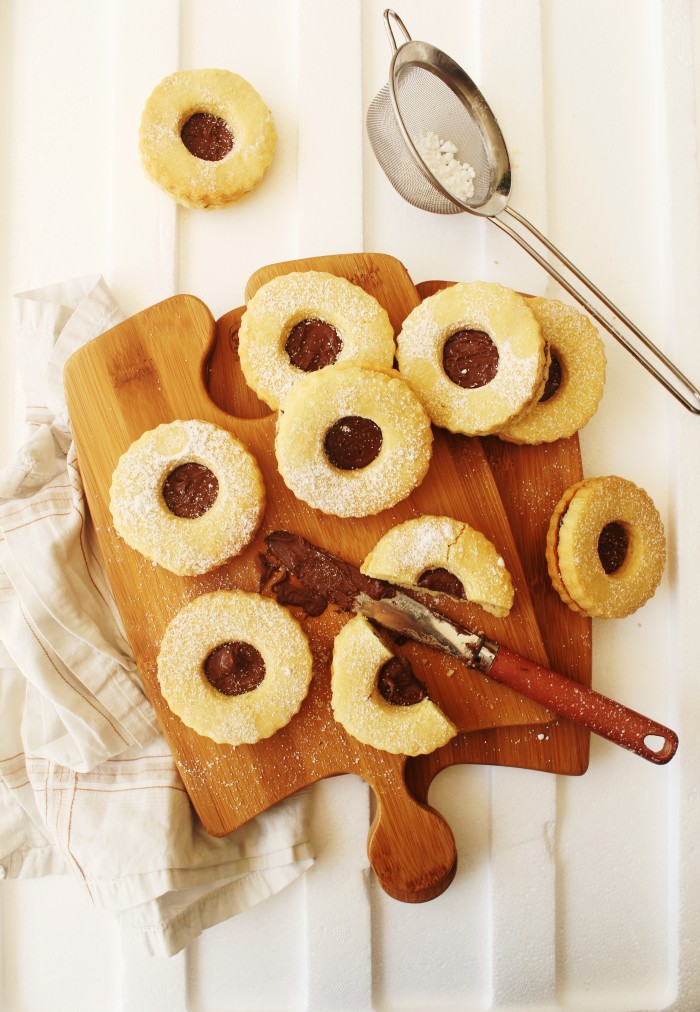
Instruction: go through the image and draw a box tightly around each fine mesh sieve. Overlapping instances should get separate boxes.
[366,9,700,413]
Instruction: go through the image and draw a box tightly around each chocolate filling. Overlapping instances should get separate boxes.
[203,641,265,696]
[598,521,629,574]
[162,462,219,519]
[417,567,465,598]
[324,416,383,470]
[377,656,428,706]
[181,112,233,161]
[271,571,328,617]
[540,350,563,402]
[443,329,499,388]
[285,319,342,372]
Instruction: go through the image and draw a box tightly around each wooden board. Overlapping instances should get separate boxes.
[64,253,591,902]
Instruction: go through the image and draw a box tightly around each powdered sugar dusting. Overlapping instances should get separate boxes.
[498,297,607,444]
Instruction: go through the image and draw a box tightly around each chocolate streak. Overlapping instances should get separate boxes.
[264,530,393,611]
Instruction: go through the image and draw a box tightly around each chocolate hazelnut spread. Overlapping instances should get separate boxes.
[323,416,383,470]
[162,462,219,518]
[377,656,428,706]
[417,567,465,598]
[264,530,391,611]
[598,521,629,574]
[180,112,233,161]
[203,641,265,695]
[443,329,499,388]
[540,350,563,402]
[271,571,328,617]
[285,319,342,372]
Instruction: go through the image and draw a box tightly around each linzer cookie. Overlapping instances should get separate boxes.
[157,590,313,745]
[545,476,666,618]
[396,281,547,436]
[498,297,607,444]
[361,514,514,618]
[274,363,433,518]
[139,69,276,209]
[237,271,396,410]
[331,614,457,756]
[109,419,265,575]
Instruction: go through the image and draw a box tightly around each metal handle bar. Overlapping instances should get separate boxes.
[495,207,700,413]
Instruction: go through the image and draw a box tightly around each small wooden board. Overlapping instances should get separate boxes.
[64,253,590,902]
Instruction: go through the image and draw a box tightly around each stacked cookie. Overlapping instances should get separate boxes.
[397,281,607,443]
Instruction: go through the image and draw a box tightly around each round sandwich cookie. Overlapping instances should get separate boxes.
[274,363,433,518]
[157,590,313,746]
[545,475,666,618]
[139,68,276,209]
[110,419,265,576]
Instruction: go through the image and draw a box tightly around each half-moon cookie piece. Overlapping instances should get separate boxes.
[396,281,547,435]
[110,418,265,576]
[331,614,457,756]
[157,590,313,745]
[238,270,396,410]
[545,476,666,618]
[274,363,433,518]
[497,297,607,444]
[361,514,514,618]
[139,68,276,209]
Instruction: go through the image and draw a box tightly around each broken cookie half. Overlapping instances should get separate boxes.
[330,614,456,756]
[360,514,514,618]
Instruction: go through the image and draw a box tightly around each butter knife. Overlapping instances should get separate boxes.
[265,530,678,765]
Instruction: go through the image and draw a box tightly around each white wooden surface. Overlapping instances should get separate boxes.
[2,1,700,1009]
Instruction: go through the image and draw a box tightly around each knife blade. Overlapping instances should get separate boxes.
[264,530,678,766]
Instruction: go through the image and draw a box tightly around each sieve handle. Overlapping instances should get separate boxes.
[494,206,700,414]
[383,9,412,53]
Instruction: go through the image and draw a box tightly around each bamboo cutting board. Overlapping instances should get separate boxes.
[64,253,590,902]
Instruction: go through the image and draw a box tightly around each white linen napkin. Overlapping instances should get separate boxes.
[0,275,314,957]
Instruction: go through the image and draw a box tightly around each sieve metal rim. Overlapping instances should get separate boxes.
[385,37,512,217]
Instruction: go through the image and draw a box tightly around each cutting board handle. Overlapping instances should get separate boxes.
[367,777,457,902]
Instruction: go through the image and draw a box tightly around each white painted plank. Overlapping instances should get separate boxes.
[107,0,181,317]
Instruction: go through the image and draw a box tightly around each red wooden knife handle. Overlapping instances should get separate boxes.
[487,645,678,765]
